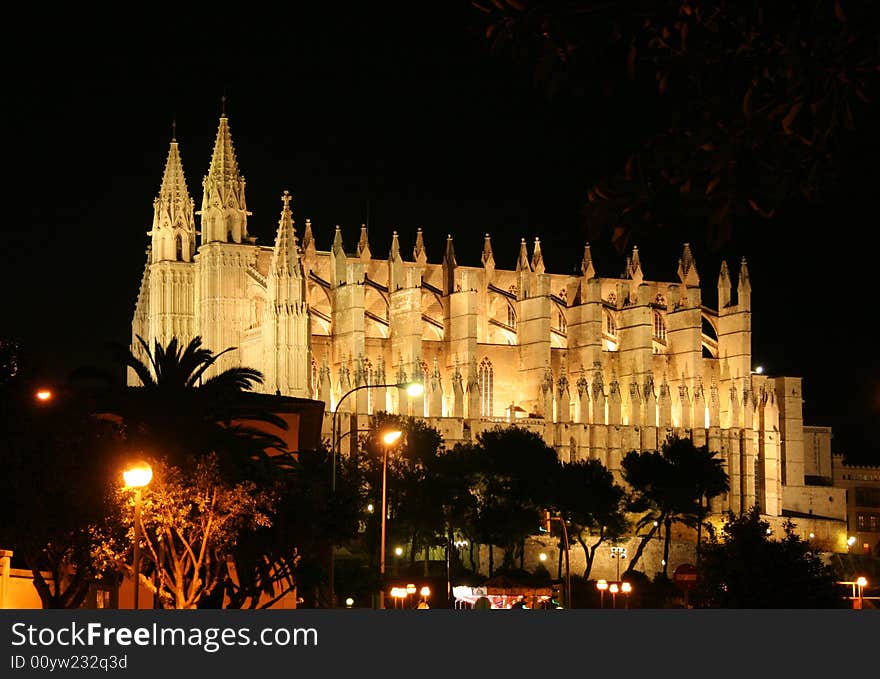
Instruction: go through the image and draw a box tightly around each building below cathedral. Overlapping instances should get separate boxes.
[130,113,850,549]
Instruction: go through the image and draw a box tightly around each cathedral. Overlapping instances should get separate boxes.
[130,113,849,547]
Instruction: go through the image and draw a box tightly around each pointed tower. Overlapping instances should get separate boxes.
[737,257,751,310]
[717,255,752,431]
[330,226,366,381]
[357,224,372,262]
[478,233,495,342]
[196,111,255,369]
[150,134,196,262]
[515,237,551,415]
[718,261,731,310]
[301,218,317,276]
[198,111,251,244]
[264,191,311,397]
[442,234,457,295]
[146,133,197,352]
[413,227,428,280]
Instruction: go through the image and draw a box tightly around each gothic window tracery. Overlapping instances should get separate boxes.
[479,357,493,417]
[653,311,666,342]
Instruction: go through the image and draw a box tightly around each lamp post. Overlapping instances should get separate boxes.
[379,429,403,609]
[596,579,608,608]
[621,581,632,609]
[329,381,423,608]
[609,582,619,609]
[856,576,868,610]
[610,546,627,581]
[122,462,153,610]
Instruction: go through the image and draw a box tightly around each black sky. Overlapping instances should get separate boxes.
[4,5,878,462]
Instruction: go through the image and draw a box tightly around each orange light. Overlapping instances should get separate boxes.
[123,463,153,488]
[36,389,52,402]
[382,430,402,446]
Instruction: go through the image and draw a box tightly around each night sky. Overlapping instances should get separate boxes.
[4,5,878,463]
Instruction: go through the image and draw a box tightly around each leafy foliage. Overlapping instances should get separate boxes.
[621,435,728,576]
[97,455,276,609]
[472,0,879,253]
[555,459,628,578]
[0,381,124,607]
[697,507,843,608]
[104,335,289,481]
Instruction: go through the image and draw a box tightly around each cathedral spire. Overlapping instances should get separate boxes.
[357,224,372,260]
[442,234,457,294]
[677,242,700,285]
[200,114,250,244]
[531,237,545,274]
[581,243,596,279]
[516,238,531,272]
[630,246,642,279]
[151,135,195,262]
[737,256,751,309]
[413,227,427,264]
[718,260,731,309]
[330,225,348,287]
[481,233,495,268]
[269,190,302,281]
[388,230,404,291]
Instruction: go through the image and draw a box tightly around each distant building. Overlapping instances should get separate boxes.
[833,454,880,556]
[129,113,848,544]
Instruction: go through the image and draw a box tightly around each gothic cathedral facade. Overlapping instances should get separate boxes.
[130,115,848,545]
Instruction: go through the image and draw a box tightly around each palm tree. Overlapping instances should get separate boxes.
[106,335,288,480]
[622,436,729,578]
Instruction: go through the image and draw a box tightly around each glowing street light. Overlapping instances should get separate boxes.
[856,577,868,610]
[621,581,633,609]
[609,582,619,609]
[378,429,404,609]
[539,552,548,562]
[35,389,53,402]
[329,380,422,608]
[122,462,153,610]
[596,579,608,608]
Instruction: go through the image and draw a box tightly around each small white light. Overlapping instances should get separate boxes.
[395,546,403,556]
[754,366,764,374]
[539,553,547,562]
[345,597,354,607]
[367,503,374,513]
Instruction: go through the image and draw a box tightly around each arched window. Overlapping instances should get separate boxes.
[507,303,516,329]
[558,310,567,333]
[605,310,617,337]
[479,358,493,417]
[653,311,666,342]
[175,234,183,261]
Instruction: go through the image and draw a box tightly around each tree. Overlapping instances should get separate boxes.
[697,507,842,608]
[621,435,728,577]
[0,380,124,608]
[465,426,561,575]
[555,459,628,579]
[105,335,288,480]
[472,1,879,254]
[98,454,276,609]
[360,413,447,575]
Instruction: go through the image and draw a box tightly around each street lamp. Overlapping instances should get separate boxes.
[596,579,608,608]
[35,389,53,402]
[856,576,868,610]
[379,429,403,609]
[621,581,632,609]
[609,582,619,609]
[610,546,627,581]
[328,380,422,608]
[122,462,153,610]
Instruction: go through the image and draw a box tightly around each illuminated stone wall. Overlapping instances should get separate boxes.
[130,114,845,534]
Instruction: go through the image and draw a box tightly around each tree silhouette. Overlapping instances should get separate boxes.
[621,435,728,577]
